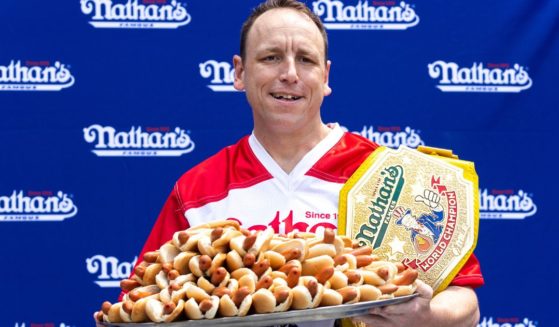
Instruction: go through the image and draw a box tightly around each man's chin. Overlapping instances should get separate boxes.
[257,118,309,135]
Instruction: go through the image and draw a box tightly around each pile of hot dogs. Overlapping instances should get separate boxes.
[94,220,419,323]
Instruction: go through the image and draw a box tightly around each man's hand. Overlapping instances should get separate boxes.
[351,282,480,327]
[351,280,434,327]
[415,189,441,209]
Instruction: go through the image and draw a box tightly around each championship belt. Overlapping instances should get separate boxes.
[338,145,479,293]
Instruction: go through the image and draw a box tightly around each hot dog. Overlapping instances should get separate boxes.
[219,286,252,317]
[145,298,185,322]
[184,296,219,319]
[291,276,324,310]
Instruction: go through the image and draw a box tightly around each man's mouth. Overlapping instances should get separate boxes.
[271,93,302,101]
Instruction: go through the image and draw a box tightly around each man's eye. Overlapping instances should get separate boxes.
[263,56,279,62]
[299,57,315,64]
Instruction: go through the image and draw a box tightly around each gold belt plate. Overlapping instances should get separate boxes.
[338,146,479,293]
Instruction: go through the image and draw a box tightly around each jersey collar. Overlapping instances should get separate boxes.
[248,123,344,192]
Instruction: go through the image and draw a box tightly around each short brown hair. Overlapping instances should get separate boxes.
[240,0,329,63]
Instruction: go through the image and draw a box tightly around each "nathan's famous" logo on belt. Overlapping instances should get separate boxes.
[355,165,404,248]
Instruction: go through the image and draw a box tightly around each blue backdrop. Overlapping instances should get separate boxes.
[1,1,557,326]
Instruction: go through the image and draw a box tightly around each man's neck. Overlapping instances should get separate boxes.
[254,123,332,174]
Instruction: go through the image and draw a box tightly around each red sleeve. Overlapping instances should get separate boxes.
[449,253,484,288]
[118,186,189,300]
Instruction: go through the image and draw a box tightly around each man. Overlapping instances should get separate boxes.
[133,1,484,326]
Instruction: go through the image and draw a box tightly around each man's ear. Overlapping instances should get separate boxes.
[233,55,245,91]
[323,60,332,96]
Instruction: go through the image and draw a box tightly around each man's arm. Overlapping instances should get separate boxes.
[353,280,480,327]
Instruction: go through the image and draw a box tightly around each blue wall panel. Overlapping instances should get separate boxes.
[0,1,556,326]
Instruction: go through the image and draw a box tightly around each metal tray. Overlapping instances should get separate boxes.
[97,294,417,327]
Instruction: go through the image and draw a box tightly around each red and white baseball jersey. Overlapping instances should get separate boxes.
[135,124,483,289]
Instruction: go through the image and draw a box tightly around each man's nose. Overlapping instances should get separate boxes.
[279,58,299,83]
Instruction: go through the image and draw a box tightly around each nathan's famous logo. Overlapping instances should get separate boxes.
[312,0,419,30]
[80,0,191,29]
[428,61,532,93]
[83,124,195,157]
[478,316,537,327]
[355,165,404,248]
[86,254,137,287]
[352,125,424,148]
[394,177,463,272]
[0,60,74,91]
[479,189,537,220]
[14,322,76,327]
[0,190,78,222]
[199,60,238,92]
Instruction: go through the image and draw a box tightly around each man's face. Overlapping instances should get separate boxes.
[233,8,331,136]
